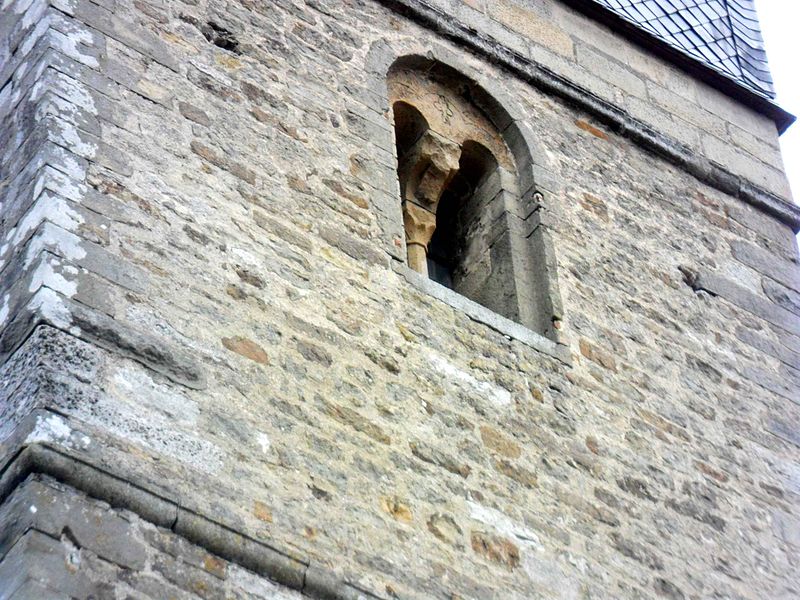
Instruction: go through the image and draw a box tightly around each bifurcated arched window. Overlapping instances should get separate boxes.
[388,59,560,341]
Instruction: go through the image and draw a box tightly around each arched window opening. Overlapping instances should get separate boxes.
[387,60,559,340]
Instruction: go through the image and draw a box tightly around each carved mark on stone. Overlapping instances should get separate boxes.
[434,93,454,124]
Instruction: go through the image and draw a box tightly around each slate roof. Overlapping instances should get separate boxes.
[591,0,774,98]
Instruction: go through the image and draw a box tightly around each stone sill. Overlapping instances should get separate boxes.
[393,262,572,365]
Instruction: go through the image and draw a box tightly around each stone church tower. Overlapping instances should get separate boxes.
[2,0,799,597]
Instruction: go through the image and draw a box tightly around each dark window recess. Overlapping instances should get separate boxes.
[393,102,428,158]
[426,254,454,288]
[201,21,240,54]
[393,99,529,325]
[427,141,497,295]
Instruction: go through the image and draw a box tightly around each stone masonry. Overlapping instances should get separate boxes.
[1,0,799,598]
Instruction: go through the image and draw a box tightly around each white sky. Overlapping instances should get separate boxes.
[756,0,800,202]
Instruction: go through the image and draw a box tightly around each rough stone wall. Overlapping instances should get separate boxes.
[1,1,799,599]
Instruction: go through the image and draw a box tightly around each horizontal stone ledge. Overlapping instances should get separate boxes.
[393,262,572,365]
[375,0,800,233]
[0,432,388,600]
[173,508,307,592]
[0,413,180,531]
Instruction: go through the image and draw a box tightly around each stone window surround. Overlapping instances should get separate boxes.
[364,42,569,364]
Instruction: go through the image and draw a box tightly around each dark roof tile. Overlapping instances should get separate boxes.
[591,0,775,97]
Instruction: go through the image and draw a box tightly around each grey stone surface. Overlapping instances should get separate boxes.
[742,365,799,404]
[727,201,799,256]
[768,417,800,449]
[8,581,72,600]
[772,509,800,549]
[0,290,206,390]
[0,529,94,599]
[688,269,800,337]
[0,477,147,570]
[763,278,800,317]
[735,325,800,371]
[0,1,799,599]
[731,240,800,291]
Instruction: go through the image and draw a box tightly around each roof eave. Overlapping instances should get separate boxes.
[563,0,796,134]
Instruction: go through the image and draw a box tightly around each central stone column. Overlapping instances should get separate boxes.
[397,130,460,276]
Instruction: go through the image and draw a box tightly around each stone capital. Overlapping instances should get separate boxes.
[398,130,461,213]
